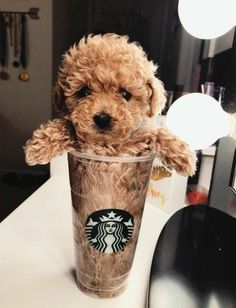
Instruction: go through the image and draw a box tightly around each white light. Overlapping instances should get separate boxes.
[178,0,236,39]
[206,293,221,308]
[165,93,233,150]
[150,275,198,308]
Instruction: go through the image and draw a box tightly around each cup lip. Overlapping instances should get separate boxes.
[69,151,155,163]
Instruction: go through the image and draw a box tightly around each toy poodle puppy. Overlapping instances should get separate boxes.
[25,33,196,176]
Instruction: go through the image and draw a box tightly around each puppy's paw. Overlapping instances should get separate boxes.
[155,128,197,176]
[25,139,50,166]
[24,119,73,165]
[167,144,197,176]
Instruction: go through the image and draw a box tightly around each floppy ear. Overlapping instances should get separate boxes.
[53,82,67,117]
[147,76,166,117]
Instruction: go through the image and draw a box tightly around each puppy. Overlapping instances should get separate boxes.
[25,33,196,176]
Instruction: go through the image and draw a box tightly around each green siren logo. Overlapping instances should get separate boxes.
[85,209,134,253]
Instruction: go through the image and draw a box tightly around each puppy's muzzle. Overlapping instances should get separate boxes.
[93,113,112,130]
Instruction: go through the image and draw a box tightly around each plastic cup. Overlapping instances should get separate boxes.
[68,152,154,298]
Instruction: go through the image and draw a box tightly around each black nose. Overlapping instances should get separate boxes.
[93,113,112,129]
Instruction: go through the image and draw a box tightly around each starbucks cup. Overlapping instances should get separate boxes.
[68,152,154,298]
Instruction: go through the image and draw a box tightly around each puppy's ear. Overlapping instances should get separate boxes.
[53,82,67,117]
[147,76,166,117]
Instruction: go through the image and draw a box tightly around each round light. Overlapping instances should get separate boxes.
[165,93,232,150]
[178,0,235,39]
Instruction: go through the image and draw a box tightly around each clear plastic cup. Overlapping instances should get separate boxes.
[68,152,154,298]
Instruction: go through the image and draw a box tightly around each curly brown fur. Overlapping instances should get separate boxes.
[25,33,196,176]
[25,119,74,165]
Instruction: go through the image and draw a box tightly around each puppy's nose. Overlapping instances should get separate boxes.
[93,113,112,129]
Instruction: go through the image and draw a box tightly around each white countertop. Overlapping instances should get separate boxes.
[0,172,170,308]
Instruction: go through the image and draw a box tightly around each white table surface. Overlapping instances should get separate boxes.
[0,173,170,308]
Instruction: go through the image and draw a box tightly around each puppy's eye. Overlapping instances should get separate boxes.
[118,88,131,101]
[74,86,91,99]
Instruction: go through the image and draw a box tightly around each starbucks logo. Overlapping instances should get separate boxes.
[85,209,134,253]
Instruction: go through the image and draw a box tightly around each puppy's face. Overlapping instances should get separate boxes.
[56,34,166,145]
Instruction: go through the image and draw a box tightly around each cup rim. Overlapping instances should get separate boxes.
[69,151,155,163]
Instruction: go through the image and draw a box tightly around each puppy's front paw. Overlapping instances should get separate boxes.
[24,119,74,165]
[25,138,52,166]
[175,147,197,176]
[165,142,197,176]
[155,128,197,176]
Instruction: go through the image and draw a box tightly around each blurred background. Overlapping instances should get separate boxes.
[0,0,236,220]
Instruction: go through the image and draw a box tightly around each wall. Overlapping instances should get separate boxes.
[0,0,52,173]
[176,28,202,91]
[52,0,89,86]
[213,28,235,55]
[203,27,235,58]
